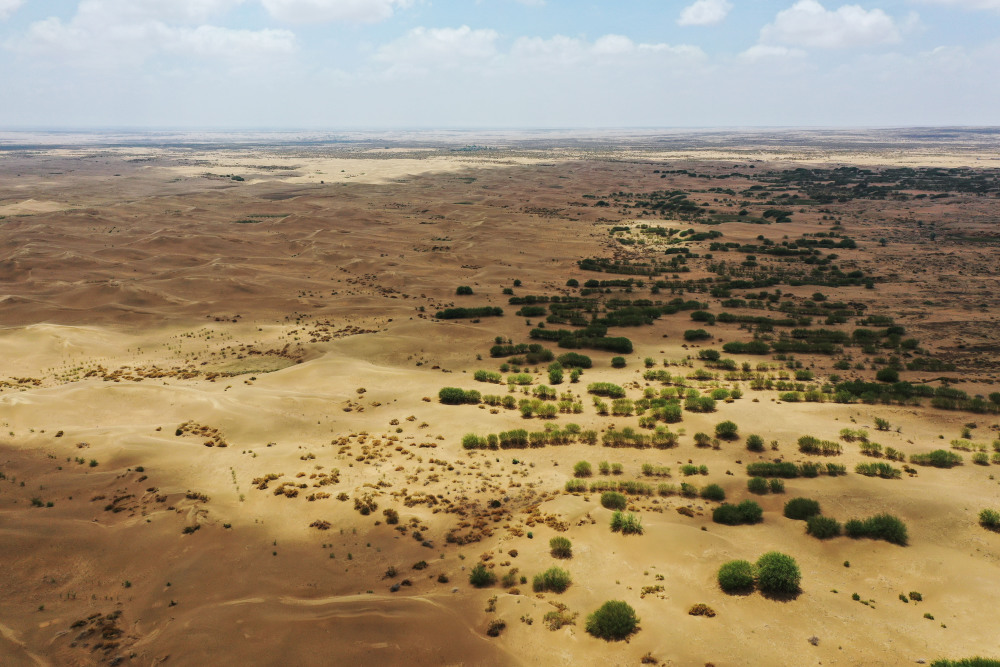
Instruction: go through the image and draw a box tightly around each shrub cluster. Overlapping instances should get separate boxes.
[910,449,962,468]
[601,491,628,510]
[855,462,902,479]
[533,567,572,593]
[717,552,801,597]
[844,513,909,546]
[549,536,573,558]
[712,500,763,525]
[783,497,821,520]
[747,461,846,478]
[980,508,1000,532]
[610,511,644,535]
[436,306,503,319]
[798,436,842,455]
[806,515,842,539]
[439,387,481,405]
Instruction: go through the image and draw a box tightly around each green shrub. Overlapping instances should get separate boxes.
[439,387,481,405]
[565,479,586,492]
[746,434,764,452]
[713,500,762,525]
[456,285,473,295]
[587,382,626,398]
[586,600,639,640]
[611,356,626,368]
[533,566,572,593]
[844,513,908,546]
[601,491,628,510]
[469,563,496,587]
[573,461,592,478]
[978,508,1000,531]
[747,477,769,494]
[549,536,573,558]
[855,462,902,479]
[911,449,962,468]
[558,352,592,369]
[610,511,643,535]
[929,660,1000,667]
[684,329,712,341]
[806,515,842,539]
[700,484,726,501]
[755,551,801,596]
[715,420,739,440]
[784,497,821,521]
[768,479,785,493]
[746,461,800,478]
[717,559,755,593]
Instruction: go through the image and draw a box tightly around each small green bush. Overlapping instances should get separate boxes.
[573,461,592,478]
[700,484,726,501]
[980,508,1000,531]
[533,566,572,593]
[469,563,496,587]
[586,600,639,640]
[715,420,739,440]
[746,434,764,452]
[784,497,821,521]
[610,511,643,535]
[768,479,785,493]
[747,477,769,494]
[611,356,626,368]
[806,515,842,539]
[601,491,628,510]
[755,551,801,596]
[717,559,755,593]
[929,660,1000,667]
[549,536,573,558]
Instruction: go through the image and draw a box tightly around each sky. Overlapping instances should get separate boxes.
[0,0,997,128]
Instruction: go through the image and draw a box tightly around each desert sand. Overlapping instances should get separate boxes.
[1,130,999,666]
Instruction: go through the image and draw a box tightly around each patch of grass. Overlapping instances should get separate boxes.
[469,563,496,588]
[610,511,643,535]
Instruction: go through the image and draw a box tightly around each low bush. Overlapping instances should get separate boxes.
[755,551,801,596]
[713,500,763,525]
[715,420,739,440]
[855,462,902,479]
[746,434,765,452]
[610,511,644,535]
[588,382,626,398]
[469,563,496,587]
[769,479,785,493]
[806,515,842,539]
[700,484,726,501]
[611,356,627,368]
[573,461,592,478]
[439,387,481,405]
[978,508,1000,532]
[550,536,573,558]
[586,600,639,640]
[910,449,962,468]
[717,559,755,593]
[929,660,1000,667]
[533,566,572,593]
[784,497,821,521]
[747,477,769,494]
[844,513,908,546]
[601,491,628,510]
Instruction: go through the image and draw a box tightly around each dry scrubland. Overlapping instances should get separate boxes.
[1,130,1000,667]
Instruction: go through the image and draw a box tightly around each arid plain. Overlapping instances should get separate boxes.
[2,130,1000,667]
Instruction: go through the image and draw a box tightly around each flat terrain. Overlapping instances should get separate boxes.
[1,130,1000,667]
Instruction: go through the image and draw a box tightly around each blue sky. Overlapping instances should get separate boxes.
[0,0,997,128]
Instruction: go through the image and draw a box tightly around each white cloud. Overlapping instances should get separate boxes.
[740,44,807,60]
[0,0,24,20]
[260,0,412,23]
[913,0,1000,9]
[13,5,295,65]
[376,26,499,62]
[678,0,733,26]
[510,33,703,65]
[76,0,246,24]
[761,0,902,48]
